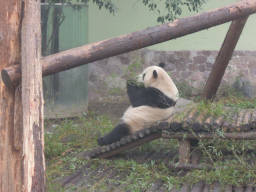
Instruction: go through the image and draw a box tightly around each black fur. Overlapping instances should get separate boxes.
[153,70,158,78]
[97,123,130,146]
[127,81,176,108]
[158,62,166,68]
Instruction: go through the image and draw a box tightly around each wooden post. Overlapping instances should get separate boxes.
[179,139,191,164]
[2,0,256,88]
[203,16,248,100]
[21,0,45,191]
[0,1,23,191]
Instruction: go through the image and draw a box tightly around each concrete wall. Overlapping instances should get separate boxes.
[88,50,256,101]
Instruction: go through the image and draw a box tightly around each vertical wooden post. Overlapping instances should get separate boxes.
[21,0,45,191]
[0,1,23,191]
[203,17,248,100]
[179,139,191,164]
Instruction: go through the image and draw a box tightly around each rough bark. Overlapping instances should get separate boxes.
[0,0,23,191]
[203,17,249,100]
[2,0,256,88]
[21,0,45,191]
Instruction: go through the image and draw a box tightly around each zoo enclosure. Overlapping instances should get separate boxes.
[1,0,256,191]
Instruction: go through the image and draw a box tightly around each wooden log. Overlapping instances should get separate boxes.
[89,132,161,159]
[191,149,201,165]
[244,186,253,192]
[179,139,191,164]
[203,16,248,100]
[180,184,190,192]
[191,182,204,192]
[162,131,256,140]
[2,0,256,88]
[0,1,23,191]
[21,0,45,191]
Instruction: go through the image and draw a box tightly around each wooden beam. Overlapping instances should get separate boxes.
[162,131,256,140]
[0,1,23,191]
[203,16,249,100]
[92,132,161,159]
[2,0,256,88]
[21,0,45,191]
[179,139,191,164]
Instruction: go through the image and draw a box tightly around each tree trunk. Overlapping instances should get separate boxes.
[21,0,45,191]
[0,0,23,191]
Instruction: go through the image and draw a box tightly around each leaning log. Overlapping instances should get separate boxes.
[2,0,256,88]
[203,16,249,100]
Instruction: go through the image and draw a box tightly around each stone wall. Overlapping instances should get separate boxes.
[88,49,256,101]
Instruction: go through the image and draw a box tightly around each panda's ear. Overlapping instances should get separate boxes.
[153,70,158,79]
[158,63,165,68]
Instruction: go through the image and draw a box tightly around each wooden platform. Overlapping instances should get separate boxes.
[84,101,256,161]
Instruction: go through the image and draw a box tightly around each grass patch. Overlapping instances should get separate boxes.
[218,95,256,109]
[45,112,114,191]
[196,100,225,117]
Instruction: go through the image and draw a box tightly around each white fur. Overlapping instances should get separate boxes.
[122,106,175,133]
[123,65,179,133]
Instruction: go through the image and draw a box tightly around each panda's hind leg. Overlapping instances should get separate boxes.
[97,123,130,146]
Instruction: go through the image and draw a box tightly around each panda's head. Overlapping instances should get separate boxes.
[137,65,179,102]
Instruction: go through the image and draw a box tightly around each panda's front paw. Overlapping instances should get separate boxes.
[97,137,105,146]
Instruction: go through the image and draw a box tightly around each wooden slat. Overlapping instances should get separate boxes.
[202,184,210,192]
[162,131,256,140]
[180,184,190,192]
[191,150,201,165]
[244,186,253,192]
[250,111,256,122]
[179,139,191,164]
[191,182,204,192]
[242,110,251,125]
[225,185,233,192]
[234,186,245,192]
[90,132,161,159]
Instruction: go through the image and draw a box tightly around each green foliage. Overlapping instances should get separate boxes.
[173,80,194,99]
[219,95,256,109]
[216,85,256,109]
[196,100,225,117]
[42,0,207,23]
[45,113,114,189]
[184,139,256,186]
[142,0,206,23]
[125,59,143,79]
[42,0,116,14]
[45,130,66,159]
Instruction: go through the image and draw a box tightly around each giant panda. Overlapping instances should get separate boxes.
[97,64,179,146]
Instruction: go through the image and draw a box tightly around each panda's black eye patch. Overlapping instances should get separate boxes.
[153,70,158,79]
[142,73,146,80]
